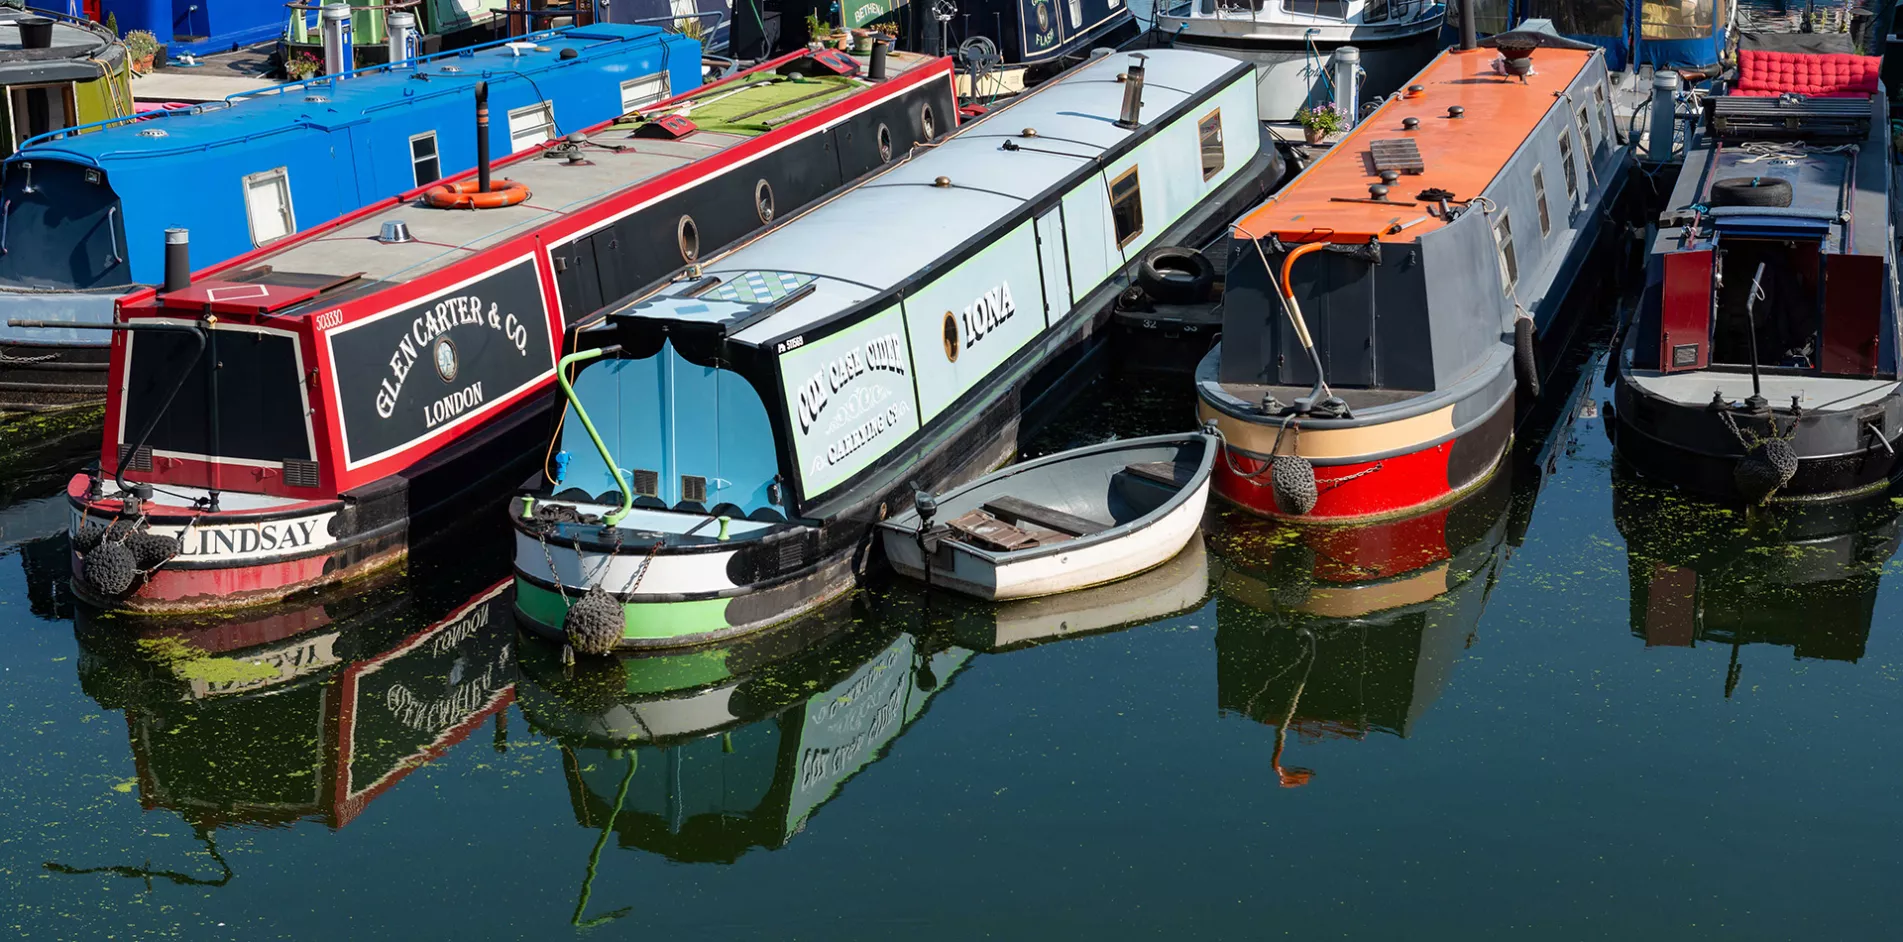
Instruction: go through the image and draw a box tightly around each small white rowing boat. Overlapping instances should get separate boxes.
[876,433,1217,601]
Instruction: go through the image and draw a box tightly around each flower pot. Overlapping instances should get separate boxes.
[831,31,851,51]
[132,54,155,74]
[851,29,874,54]
[1303,126,1326,145]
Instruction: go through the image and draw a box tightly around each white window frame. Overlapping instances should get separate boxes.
[409,131,441,188]
[1491,210,1517,295]
[1531,164,1551,237]
[243,167,295,247]
[508,101,555,153]
[621,73,670,113]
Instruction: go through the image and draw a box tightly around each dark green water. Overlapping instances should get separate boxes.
[2,353,1898,940]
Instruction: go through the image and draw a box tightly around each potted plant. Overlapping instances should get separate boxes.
[284,50,322,81]
[804,13,826,50]
[830,27,851,51]
[124,29,159,74]
[850,28,874,55]
[1294,102,1345,145]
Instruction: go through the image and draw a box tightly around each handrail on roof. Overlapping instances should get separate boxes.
[6,22,675,157]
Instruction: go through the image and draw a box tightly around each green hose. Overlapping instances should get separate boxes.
[556,346,632,526]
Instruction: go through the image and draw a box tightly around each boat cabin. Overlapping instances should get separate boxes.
[95,51,957,502]
[0,8,131,159]
[1476,0,1728,72]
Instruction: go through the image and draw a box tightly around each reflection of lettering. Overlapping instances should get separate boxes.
[959,282,1016,350]
[374,294,530,418]
[382,604,510,734]
[794,331,907,433]
[797,649,907,793]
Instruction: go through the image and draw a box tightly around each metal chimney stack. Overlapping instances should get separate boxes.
[163,229,190,294]
[1459,0,1477,51]
[1116,54,1148,129]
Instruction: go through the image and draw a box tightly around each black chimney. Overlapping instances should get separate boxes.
[163,229,190,294]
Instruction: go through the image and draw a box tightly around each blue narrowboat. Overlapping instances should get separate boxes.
[0,23,698,409]
[1474,0,1728,72]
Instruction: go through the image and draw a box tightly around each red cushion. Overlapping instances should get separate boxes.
[1735,49,1880,97]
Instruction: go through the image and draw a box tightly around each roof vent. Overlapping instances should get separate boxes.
[1402,117,1420,130]
[304,94,331,103]
[1369,138,1426,175]
[1448,105,1465,118]
[379,220,414,244]
[1021,127,1037,137]
[1406,84,1426,99]
[137,128,168,138]
[934,175,951,187]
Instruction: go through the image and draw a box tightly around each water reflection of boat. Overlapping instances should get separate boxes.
[1613,474,1900,679]
[1206,468,1514,780]
[516,615,972,871]
[70,579,516,830]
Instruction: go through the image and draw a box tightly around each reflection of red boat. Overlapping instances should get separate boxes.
[75,580,515,830]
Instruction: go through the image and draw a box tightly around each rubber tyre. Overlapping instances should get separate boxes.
[1709,176,1792,208]
[1137,246,1215,304]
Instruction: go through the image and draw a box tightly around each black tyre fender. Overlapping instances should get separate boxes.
[1709,176,1793,208]
[1514,317,1541,401]
[1137,246,1215,303]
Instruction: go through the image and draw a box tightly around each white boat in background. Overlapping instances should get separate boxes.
[878,434,1216,601]
[1155,0,1446,120]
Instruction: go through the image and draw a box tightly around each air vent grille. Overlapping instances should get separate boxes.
[680,474,707,504]
[778,538,802,572]
[118,444,152,472]
[1369,138,1426,174]
[631,469,659,496]
[282,459,320,488]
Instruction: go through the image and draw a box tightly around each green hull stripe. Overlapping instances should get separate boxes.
[515,579,732,643]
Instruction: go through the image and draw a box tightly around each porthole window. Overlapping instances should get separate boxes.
[754,179,775,224]
[920,104,937,140]
[877,123,893,162]
[677,215,699,262]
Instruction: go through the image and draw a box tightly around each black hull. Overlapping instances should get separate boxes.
[1607,393,1903,503]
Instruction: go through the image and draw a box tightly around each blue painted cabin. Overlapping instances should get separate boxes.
[0,23,698,343]
[1467,0,1727,71]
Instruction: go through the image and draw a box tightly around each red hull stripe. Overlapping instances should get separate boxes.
[1215,439,1458,523]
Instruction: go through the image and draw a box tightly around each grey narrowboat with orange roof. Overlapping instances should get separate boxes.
[1197,18,1631,523]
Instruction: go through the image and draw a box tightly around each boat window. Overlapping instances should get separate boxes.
[1366,0,1388,21]
[620,73,670,113]
[243,167,296,246]
[921,103,937,140]
[1640,0,1714,40]
[755,179,775,223]
[508,101,556,153]
[1576,103,1595,152]
[677,215,699,262]
[1558,130,1579,202]
[1110,166,1143,248]
[1199,109,1223,180]
[409,132,441,188]
[878,123,893,162]
[1532,165,1551,236]
[1282,0,1351,16]
[1593,83,1610,138]
[5,82,75,157]
[1491,210,1517,294]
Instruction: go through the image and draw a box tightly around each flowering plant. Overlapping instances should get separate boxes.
[285,51,322,81]
[1295,102,1347,135]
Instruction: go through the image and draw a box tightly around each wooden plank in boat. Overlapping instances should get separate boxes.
[981,497,1108,537]
[1123,461,1193,488]
[946,511,1041,551]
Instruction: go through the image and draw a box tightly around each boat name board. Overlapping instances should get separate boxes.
[906,223,1046,424]
[780,305,921,496]
[326,256,555,467]
[79,507,343,563]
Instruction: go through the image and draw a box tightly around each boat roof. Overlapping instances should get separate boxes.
[12,24,673,165]
[0,10,121,83]
[156,52,947,311]
[1235,45,1600,244]
[1678,96,1889,254]
[603,48,1246,346]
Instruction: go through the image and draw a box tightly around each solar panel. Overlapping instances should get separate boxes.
[1368,138,1426,174]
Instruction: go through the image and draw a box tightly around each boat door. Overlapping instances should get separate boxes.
[1658,247,1715,373]
[1820,253,1886,376]
[1034,208,1071,326]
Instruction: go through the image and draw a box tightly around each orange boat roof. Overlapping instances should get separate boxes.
[1237,47,1599,244]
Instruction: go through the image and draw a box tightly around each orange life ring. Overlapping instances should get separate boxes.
[423,178,532,210]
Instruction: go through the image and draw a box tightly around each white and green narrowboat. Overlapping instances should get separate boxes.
[511,48,1284,651]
